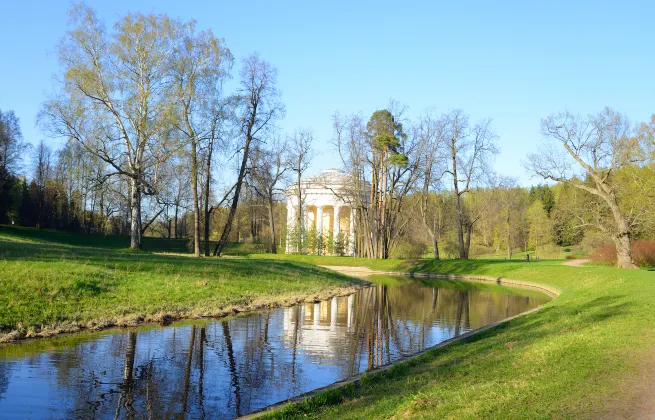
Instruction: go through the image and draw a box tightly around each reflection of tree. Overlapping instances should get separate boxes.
[454,291,470,337]
[198,327,206,415]
[222,321,241,417]
[1,280,548,418]
[290,304,302,386]
[0,363,11,403]
[181,325,196,413]
[115,330,137,419]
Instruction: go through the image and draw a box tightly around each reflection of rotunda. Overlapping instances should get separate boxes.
[285,169,368,254]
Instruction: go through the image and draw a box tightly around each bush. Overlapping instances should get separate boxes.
[390,241,427,259]
[591,240,655,267]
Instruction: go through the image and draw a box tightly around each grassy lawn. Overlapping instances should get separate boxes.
[0,226,364,340]
[257,256,655,419]
[3,226,655,417]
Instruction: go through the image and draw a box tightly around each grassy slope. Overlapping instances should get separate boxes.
[258,256,655,419]
[0,226,363,337]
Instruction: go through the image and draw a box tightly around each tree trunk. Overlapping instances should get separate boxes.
[268,196,277,254]
[451,137,467,259]
[296,170,303,253]
[191,140,201,257]
[615,232,637,269]
[603,190,638,269]
[506,208,512,259]
[465,225,472,259]
[432,235,439,260]
[203,144,213,257]
[129,177,141,250]
[174,203,179,239]
[213,133,253,257]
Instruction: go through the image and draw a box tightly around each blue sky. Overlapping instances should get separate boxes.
[2,0,654,185]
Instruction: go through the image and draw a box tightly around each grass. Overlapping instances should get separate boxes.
[3,226,655,417]
[257,256,655,419]
[0,225,365,339]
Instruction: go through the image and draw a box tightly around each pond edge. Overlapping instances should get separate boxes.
[240,269,560,419]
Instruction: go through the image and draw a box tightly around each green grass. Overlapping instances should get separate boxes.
[3,226,654,417]
[258,257,655,419]
[0,225,364,338]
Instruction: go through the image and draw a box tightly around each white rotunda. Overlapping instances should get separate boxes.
[285,168,367,255]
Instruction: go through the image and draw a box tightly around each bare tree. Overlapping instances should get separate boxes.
[414,111,447,259]
[527,108,646,269]
[443,109,498,259]
[213,54,284,256]
[249,137,288,253]
[170,21,233,256]
[0,109,27,175]
[496,177,526,259]
[203,100,235,256]
[41,5,178,249]
[287,128,314,252]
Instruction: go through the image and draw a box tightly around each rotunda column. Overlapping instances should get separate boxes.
[333,206,341,237]
[317,206,324,234]
[286,198,295,253]
[349,207,356,256]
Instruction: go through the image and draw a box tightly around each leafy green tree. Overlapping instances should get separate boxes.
[41,5,179,249]
[527,200,552,258]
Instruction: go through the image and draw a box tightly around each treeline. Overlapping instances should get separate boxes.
[2,5,655,268]
[401,179,655,261]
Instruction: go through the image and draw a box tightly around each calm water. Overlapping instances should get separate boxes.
[0,276,550,419]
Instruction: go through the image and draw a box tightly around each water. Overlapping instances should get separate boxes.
[0,275,550,419]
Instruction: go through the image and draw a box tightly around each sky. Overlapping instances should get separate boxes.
[2,0,655,186]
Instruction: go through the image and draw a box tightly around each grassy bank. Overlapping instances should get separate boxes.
[0,226,365,341]
[259,257,655,419]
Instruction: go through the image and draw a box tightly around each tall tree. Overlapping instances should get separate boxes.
[287,128,314,252]
[213,54,284,256]
[41,5,178,249]
[169,20,232,256]
[249,137,288,253]
[0,109,27,223]
[527,108,646,269]
[415,111,447,259]
[334,105,420,259]
[443,109,498,259]
[0,109,27,176]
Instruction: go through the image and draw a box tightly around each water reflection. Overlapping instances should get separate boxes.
[0,276,550,419]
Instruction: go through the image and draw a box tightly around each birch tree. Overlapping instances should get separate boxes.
[169,20,233,256]
[41,5,177,249]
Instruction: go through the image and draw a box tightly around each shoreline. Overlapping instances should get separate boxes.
[0,281,370,344]
[242,267,560,419]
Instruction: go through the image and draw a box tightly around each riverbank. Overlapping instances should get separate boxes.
[253,255,655,419]
[0,226,367,342]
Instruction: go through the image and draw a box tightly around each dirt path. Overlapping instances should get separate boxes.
[561,258,591,267]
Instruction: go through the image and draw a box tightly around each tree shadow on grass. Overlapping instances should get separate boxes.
[0,239,364,287]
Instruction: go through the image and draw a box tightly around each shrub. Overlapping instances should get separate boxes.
[391,241,427,259]
[591,240,655,267]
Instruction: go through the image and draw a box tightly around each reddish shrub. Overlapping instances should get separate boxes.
[633,240,655,267]
[591,243,617,265]
[591,240,655,267]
